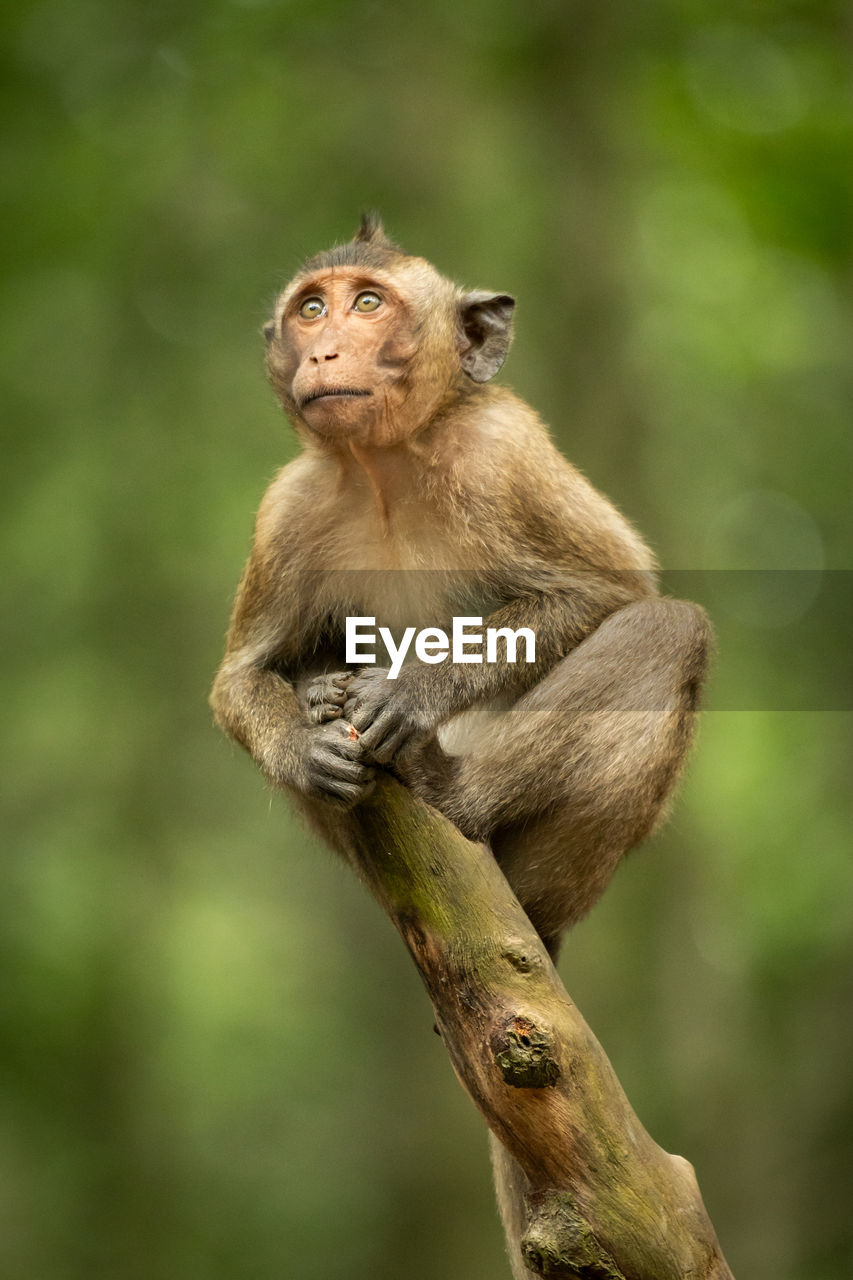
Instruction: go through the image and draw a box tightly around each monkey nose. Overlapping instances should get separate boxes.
[310,352,340,364]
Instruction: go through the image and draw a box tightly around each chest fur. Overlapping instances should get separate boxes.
[298,481,488,633]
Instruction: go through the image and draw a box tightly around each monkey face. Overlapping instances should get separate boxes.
[264,223,515,448]
[267,267,422,445]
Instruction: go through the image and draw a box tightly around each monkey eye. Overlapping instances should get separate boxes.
[353,291,382,313]
[298,296,326,320]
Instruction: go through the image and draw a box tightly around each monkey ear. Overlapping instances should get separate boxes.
[459,291,516,382]
[263,319,276,344]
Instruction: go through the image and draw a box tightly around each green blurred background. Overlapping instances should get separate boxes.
[2,1,851,1277]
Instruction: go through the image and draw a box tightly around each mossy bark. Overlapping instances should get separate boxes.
[334,776,733,1280]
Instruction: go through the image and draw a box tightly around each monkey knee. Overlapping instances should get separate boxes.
[652,598,712,669]
[618,596,710,648]
[667,598,712,663]
[604,598,712,710]
[658,600,712,712]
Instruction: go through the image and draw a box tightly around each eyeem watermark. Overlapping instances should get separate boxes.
[346,616,536,679]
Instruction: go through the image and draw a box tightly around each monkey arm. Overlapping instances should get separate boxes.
[210,506,374,806]
[210,642,304,781]
[211,642,374,806]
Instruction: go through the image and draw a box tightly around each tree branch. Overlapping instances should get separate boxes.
[334,775,734,1280]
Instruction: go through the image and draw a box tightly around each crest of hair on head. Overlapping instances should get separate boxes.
[355,211,393,246]
[300,214,407,273]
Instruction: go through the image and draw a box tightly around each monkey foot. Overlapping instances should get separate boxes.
[305,671,354,724]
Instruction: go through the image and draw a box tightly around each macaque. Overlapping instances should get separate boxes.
[210,216,711,1277]
[211,214,709,955]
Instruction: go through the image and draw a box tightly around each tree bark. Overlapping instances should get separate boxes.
[333,775,734,1280]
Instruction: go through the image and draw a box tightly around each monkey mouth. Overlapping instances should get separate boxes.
[300,388,373,407]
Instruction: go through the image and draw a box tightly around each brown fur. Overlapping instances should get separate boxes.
[212,217,710,946]
[210,219,711,1272]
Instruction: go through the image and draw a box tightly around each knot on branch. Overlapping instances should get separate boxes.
[491,1016,561,1088]
[501,938,545,974]
[521,1190,625,1279]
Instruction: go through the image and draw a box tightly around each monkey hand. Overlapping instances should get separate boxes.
[304,671,353,724]
[343,667,427,765]
[292,719,376,808]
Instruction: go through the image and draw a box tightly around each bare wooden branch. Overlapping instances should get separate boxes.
[333,775,734,1280]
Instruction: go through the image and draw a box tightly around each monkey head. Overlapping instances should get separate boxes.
[264,215,515,447]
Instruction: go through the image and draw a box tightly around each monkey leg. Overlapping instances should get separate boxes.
[437,598,711,951]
